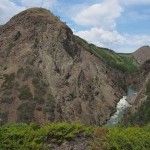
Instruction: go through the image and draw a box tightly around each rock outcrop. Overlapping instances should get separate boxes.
[133,46,150,64]
[0,8,124,125]
[123,58,150,125]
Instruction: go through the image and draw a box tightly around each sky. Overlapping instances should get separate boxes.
[0,0,150,53]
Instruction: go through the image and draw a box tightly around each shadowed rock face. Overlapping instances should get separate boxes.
[0,8,124,125]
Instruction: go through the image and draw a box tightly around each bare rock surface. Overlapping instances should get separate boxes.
[0,8,124,125]
[133,46,150,64]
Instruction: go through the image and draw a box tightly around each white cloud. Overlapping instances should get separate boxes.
[126,11,150,21]
[73,0,126,51]
[75,29,150,53]
[117,34,150,53]
[75,27,125,47]
[0,0,58,25]
[0,0,25,24]
[73,0,123,30]
[122,0,150,5]
[21,0,58,9]
[72,0,150,53]
[125,34,150,47]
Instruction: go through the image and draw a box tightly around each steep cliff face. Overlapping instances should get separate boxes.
[0,8,124,125]
[123,59,150,125]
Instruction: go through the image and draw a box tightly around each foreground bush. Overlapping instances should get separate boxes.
[0,122,93,150]
[0,122,150,150]
[88,125,150,150]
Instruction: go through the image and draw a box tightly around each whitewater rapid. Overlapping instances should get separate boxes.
[106,96,131,126]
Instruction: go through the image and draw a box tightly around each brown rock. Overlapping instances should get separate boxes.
[0,8,124,125]
[133,46,150,65]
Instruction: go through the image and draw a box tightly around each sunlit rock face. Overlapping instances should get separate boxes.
[0,8,124,125]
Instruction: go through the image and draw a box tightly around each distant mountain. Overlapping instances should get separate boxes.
[133,46,150,64]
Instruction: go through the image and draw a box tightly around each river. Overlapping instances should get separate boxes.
[105,87,136,126]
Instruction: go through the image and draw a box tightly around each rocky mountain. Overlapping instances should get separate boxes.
[0,8,126,125]
[133,46,150,64]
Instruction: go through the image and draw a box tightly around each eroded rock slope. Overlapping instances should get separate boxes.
[0,8,124,125]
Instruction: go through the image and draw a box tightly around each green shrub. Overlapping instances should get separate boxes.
[17,102,35,123]
[44,94,55,121]
[146,80,150,95]
[32,78,39,85]
[1,97,14,104]
[2,90,12,96]
[0,112,9,124]
[89,124,150,150]
[2,73,15,89]
[18,85,33,100]
[0,122,150,150]
[17,68,24,78]
[106,126,150,150]
[17,67,34,80]
[0,122,93,149]
[33,97,45,105]
[23,67,34,79]
[32,78,47,97]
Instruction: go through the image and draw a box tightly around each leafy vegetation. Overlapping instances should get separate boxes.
[23,67,34,80]
[0,122,92,150]
[32,78,47,97]
[44,94,56,121]
[17,67,34,80]
[90,125,150,150]
[17,102,35,123]
[18,85,33,100]
[2,73,15,90]
[0,112,9,124]
[0,122,150,150]
[75,36,139,73]
[1,97,14,104]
